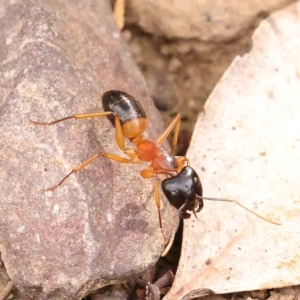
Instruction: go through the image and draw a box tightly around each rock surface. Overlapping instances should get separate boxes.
[0,0,177,299]
[127,0,295,41]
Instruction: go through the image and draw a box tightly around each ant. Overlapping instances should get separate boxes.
[31,90,280,245]
[30,90,188,240]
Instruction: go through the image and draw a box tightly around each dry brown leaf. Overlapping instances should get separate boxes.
[165,2,300,299]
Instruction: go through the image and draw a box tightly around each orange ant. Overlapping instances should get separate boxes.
[31,90,280,244]
[30,90,188,238]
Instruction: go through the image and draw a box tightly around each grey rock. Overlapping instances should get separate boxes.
[0,0,177,299]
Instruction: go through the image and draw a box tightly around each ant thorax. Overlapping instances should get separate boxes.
[135,140,178,174]
[152,153,178,175]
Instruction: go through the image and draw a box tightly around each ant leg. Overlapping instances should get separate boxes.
[154,175,164,239]
[177,200,205,224]
[43,152,132,191]
[31,112,128,153]
[140,165,155,179]
[156,114,181,153]
[192,209,205,225]
[195,195,204,213]
[31,112,134,159]
[192,209,199,220]
[140,166,167,241]
[177,202,191,219]
[30,112,113,126]
[170,114,181,153]
[176,156,190,172]
[113,113,126,150]
[161,230,177,257]
[161,226,178,257]
[106,114,138,160]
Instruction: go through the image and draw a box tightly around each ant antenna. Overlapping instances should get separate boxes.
[196,195,281,225]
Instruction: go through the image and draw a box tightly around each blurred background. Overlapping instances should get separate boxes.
[113,0,295,155]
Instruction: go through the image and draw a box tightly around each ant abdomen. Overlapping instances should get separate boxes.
[102,90,147,139]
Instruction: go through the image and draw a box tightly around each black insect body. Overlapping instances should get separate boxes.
[162,166,203,219]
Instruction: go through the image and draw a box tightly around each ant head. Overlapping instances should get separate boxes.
[162,166,203,213]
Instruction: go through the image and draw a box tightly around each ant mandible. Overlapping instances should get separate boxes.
[30,90,188,239]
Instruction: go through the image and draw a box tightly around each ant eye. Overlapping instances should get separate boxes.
[194,177,199,184]
[171,190,178,197]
